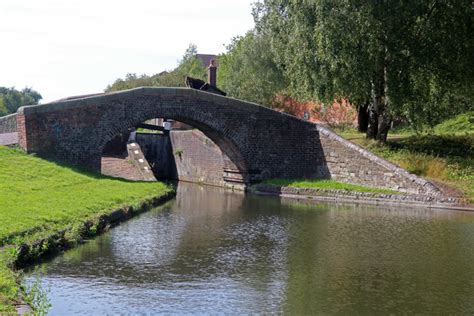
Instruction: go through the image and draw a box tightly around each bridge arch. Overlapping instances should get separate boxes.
[98,107,250,182]
[17,87,328,185]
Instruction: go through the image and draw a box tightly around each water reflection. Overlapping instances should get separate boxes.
[27,183,474,315]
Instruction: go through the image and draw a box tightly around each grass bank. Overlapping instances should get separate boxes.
[335,115,473,203]
[0,146,174,312]
[263,179,398,194]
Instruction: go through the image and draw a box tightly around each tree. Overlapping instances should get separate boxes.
[0,98,8,116]
[0,87,42,115]
[106,43,207,92]
[218,31,286,106]
[255,0,473,140]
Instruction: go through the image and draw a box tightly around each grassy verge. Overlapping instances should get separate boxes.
[263,179,398,194]
[0,251,17,313]
[334,118,473,203]
[356,136,473,203]
[0,146,173,312]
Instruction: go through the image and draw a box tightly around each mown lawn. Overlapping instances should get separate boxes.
[264,179,398,194]
[0,146,173,312]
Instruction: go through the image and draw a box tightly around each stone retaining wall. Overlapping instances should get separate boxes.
[251,184,459,206]
[0,114,17,134]
[317,126,441,196]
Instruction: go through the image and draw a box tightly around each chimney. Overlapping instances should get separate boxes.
[207,59,217,87]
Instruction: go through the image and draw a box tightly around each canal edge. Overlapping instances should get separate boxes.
[10,188,176,315]
[248,185,474,212]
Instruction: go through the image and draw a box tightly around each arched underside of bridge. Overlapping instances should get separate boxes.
[16,87,441,195]
[17,87,329,184]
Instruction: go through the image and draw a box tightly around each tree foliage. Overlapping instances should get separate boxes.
[254,0,473,139]
[105,44,207,92]
[105,4,472,140]
[217,31,286,106]
[0,87,42,116]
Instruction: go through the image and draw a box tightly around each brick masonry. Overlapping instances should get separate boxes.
[136,130,244,188]
[170,130,229,187]
[0,132,18,146]
[316,126,440,195]
[0,114,17,134]
[101,142,156,182]
[16,87,441,196]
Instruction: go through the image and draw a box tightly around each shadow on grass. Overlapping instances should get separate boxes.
[23,151,160,184]
[386,134,473,158]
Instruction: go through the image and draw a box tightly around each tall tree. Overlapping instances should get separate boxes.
[218,31,286,106]
[255,0,473,140]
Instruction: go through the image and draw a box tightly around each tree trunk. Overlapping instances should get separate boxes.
[376,49,391,142]
[366,101,378,139]
[376,112,391,142]
[357,102,369,133]
[367,45,391,141]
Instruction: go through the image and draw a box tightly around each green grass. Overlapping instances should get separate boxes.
[434,111,474,134]
[362,136,474,203]
[264,179,398,194]
[334,125,474,203]
[136,128,163,134]
[0,251,17,313]
[0,146,173,311]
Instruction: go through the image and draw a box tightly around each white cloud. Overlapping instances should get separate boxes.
[0,0,254,102]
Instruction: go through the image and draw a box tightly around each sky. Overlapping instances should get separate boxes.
[0,0,255,103]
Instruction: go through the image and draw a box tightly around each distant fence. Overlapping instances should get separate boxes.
[0,114,17,134]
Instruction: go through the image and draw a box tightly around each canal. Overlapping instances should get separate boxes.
[26,182,474,314]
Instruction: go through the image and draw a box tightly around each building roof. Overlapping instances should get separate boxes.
[195,54,217,67]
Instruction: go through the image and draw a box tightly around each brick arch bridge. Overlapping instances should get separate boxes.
[17,87,329,184]
[16,87,440,195]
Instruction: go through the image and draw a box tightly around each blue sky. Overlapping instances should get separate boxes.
[0,0,255,102]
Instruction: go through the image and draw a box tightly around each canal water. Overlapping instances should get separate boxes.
[26,183,474,314]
